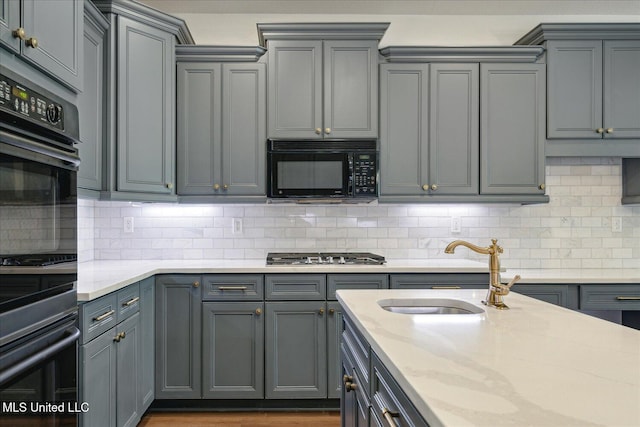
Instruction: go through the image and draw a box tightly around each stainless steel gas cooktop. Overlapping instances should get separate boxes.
[266,252,386,266]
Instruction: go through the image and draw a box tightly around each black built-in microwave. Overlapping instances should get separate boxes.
[267,139,378,200]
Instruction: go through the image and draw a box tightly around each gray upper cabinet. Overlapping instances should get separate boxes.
[176,49,266,200]
[379,47,547,203]
[115,16,175,196]
[515,23,640,156]
[0,0,82,91]
[92,0,194,202]
[379,63,429,196]
[258,23,388,139]
[77,1,108,193]
[546,39,640,141]
[480,63,546,195]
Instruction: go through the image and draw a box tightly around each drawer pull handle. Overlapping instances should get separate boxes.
[431,286,461,290]
[382,408,399,426]
[122,296,139,307]
[218,286,248,291]
[93,310,115,322]
[616,296,640,300]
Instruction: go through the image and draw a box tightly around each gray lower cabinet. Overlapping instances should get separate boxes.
[202,302,264,399]
[480,63,546,195]
[80,282,146,427]
[176,61,266,198]
[0,0,82,91]
[77,2,108,193]
[266,39,379,139]
[155,275,202,399]
[139,277,155,411]
[511,284,578,309]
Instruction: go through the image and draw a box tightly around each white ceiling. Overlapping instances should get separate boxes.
[137,0,640,16]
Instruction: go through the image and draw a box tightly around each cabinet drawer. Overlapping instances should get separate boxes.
[371,352,428,427]
[327,274,389,300]
[511,284,575,308]
[81,293,118,344]
[117,282,140,322]
[202,275,264,301]
[390,273,488,289]
[265,274,326,300]
[343,317,371,398]
[580,285,640,311]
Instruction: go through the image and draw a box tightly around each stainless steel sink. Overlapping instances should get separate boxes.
[378,298,484,315]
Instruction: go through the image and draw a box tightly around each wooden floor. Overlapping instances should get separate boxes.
[138,411,340,427]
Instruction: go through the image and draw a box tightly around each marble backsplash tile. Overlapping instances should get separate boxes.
[78,158,640,269]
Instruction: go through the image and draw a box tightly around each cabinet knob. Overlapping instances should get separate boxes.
[539,183,545,190]
[343,374,353,384]
[12,27,26,40]
[325,128,331,134]
[318,308,325,315]
[315,128,322,135]
[431,184,438,191]
[345,382,358,392]
[223,184,229,190]
[596,128,604,134]
[606,128,614,134]
[193,281,200,288]
[165,182,173,189]
[422,184,429,191]
[25,37,38,48]
[328,308,335,315]
[213,183,220,190]
[255,308,262,315]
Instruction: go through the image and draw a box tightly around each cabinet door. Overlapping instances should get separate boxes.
[21,0,82,90]
[379,64,429,196]
[202,302,264,399]
[480,63,546,195]
[429,63,479,195]
[139,277,155,412]
[324,40,378,138]
[222,63,266,195]
[0,0,20,52]
[176,62,222,195]
[155,275,201,399]
[81,329,117,427]
[327,301,344,399]
[603,40,640,139]
[265,301,327,399]
[116,313,141,427]
[77,10,105,191]
[546,40,603,139]
[267,40,323,138]
[116,16,175,194]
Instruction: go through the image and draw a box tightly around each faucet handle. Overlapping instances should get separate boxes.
[504,275,521,289]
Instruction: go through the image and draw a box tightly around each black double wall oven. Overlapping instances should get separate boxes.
[0,65,81,426]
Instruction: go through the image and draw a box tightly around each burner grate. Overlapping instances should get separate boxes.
[266,252,385,265]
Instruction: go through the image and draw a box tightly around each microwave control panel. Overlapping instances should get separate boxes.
[0,73,65,131]
[352,153,377,196]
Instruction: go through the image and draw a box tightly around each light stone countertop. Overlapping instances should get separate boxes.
[336,288,640,427]
[73,259,640,301]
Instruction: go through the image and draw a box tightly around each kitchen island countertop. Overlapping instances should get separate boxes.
[75,259,640,301]
[337,288,640,426]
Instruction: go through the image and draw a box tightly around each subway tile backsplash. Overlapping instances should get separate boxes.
[79,158,640,270]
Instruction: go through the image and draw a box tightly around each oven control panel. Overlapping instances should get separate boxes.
[0,72,65,131]
[352,152,378,196]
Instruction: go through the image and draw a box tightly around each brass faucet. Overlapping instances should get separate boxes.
[444,239,520,310]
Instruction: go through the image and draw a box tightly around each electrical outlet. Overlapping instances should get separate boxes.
[232,218,243,235]
[451,216,461,233]
[124,217,134,233]
[612,217,622,232]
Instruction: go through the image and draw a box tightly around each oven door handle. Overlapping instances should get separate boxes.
[0,326,80,385]
[0,129,80,167]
